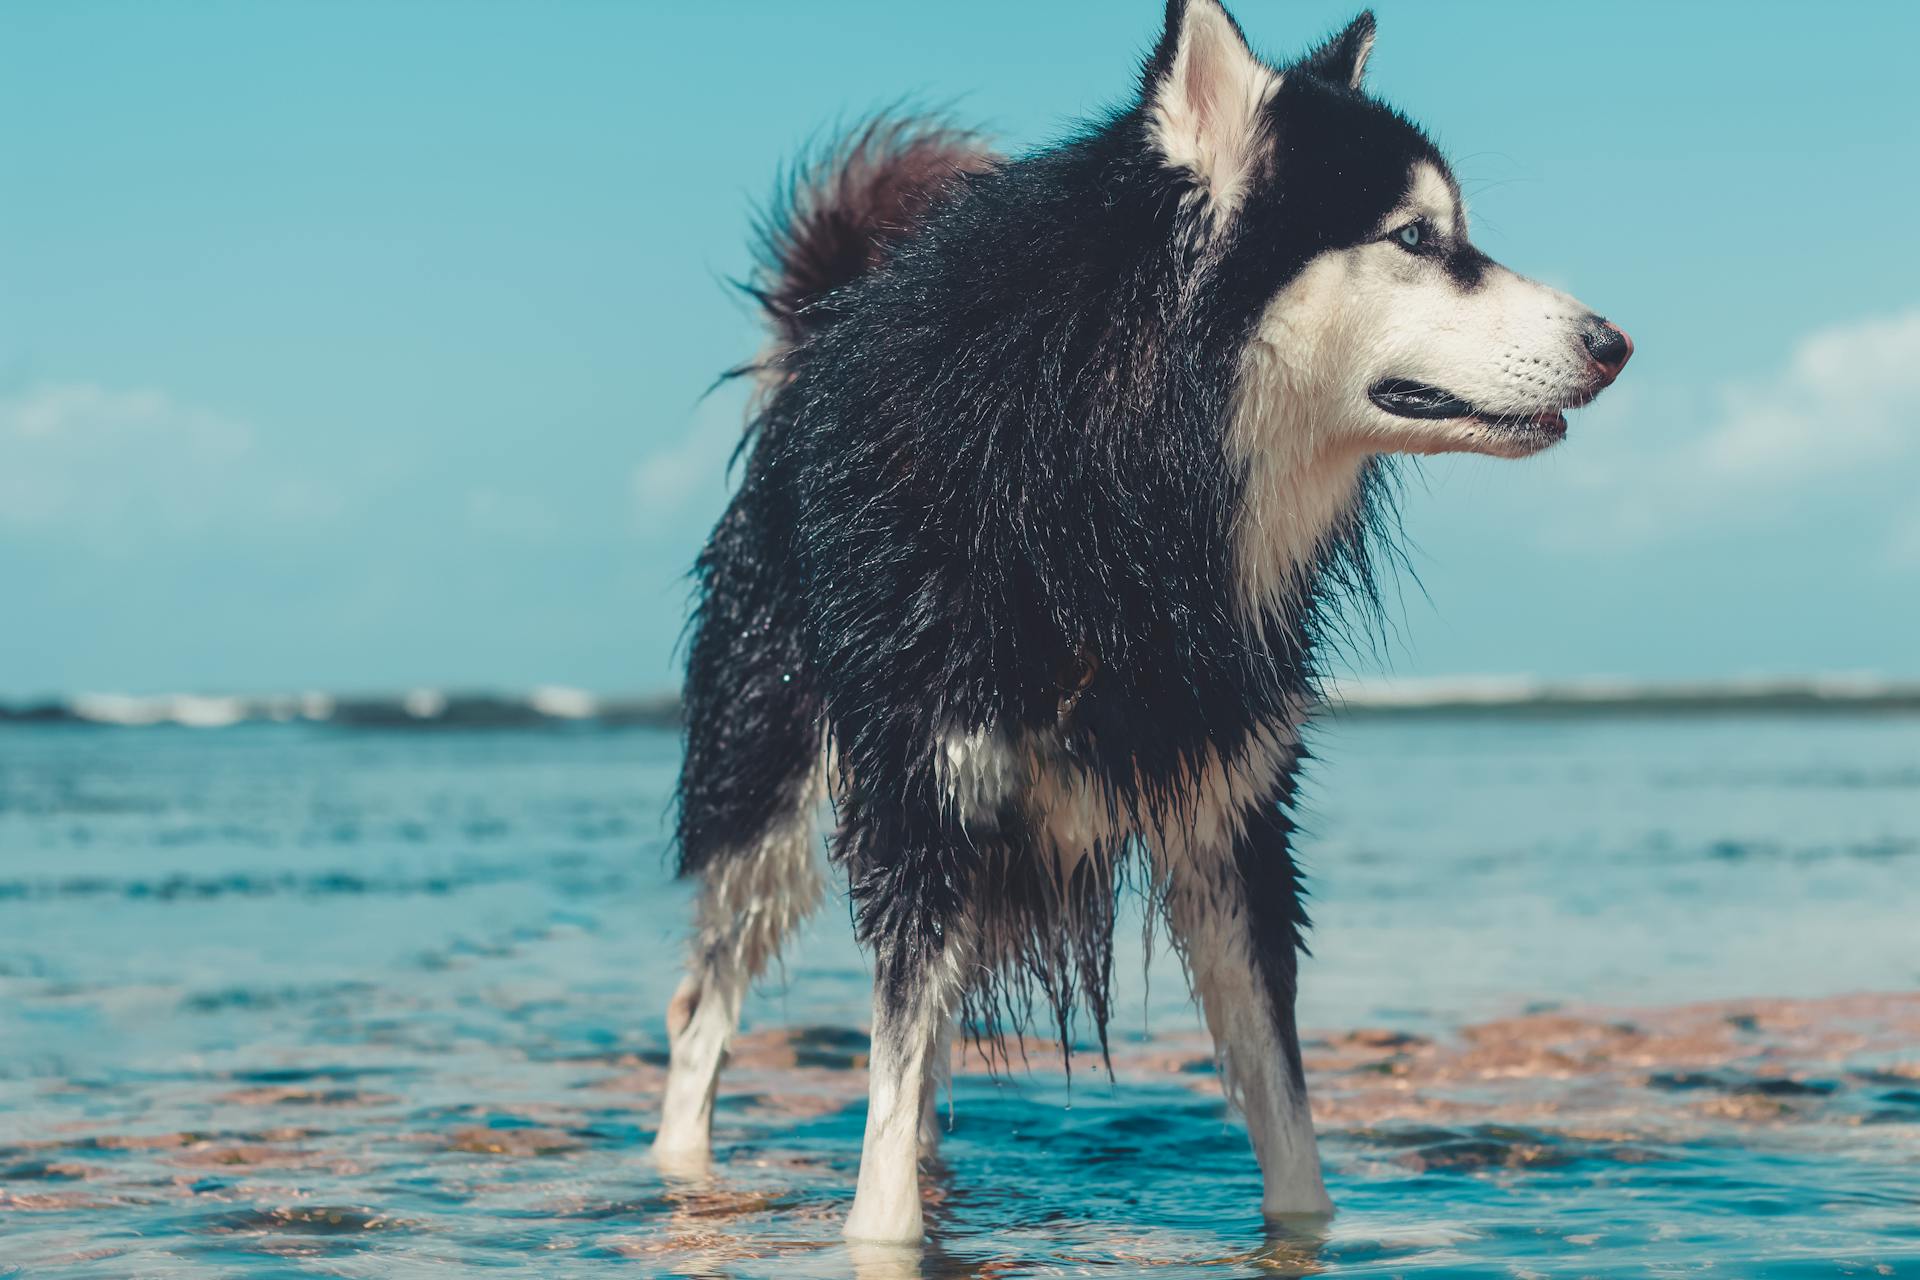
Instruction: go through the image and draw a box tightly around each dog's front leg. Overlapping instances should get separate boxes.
[1169,798,1332,1219]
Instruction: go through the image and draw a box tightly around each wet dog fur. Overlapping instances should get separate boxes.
[655,0,1631,1243]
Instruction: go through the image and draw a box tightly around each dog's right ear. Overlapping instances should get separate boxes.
[1142,0,1280,217]
[1296,11,1376,90]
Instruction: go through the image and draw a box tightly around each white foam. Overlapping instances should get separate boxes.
[70,693,169,726]
[69,692,246,728]
[402,689,446,720]
[166,695,247,728]
[530,685,597,720]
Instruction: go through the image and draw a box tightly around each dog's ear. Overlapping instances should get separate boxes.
[1143,0,1280,215]
[1296,11,1376,90]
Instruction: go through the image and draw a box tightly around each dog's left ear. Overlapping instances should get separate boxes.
[1143,0,1281,215]
[1296,11,1376,90]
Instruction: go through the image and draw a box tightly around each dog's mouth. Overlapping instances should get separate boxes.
[1367,378,1576,440]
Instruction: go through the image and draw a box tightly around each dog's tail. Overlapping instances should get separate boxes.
[743,113,994,353]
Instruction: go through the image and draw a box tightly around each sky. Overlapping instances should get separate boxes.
[3,0,1917,697]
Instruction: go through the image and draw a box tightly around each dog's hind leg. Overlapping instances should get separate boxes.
[844,941,966,1242]
[1166,796,1333,1219]
[836,784,981,1242]
[654,749,824,1163]
[655,496,824,1164]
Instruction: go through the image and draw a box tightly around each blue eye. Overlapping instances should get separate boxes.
[1394,220,1426,250]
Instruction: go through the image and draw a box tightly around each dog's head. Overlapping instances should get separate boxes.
[1143,0,1631,461]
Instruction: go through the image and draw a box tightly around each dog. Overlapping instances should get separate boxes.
[655,0,1631,1243]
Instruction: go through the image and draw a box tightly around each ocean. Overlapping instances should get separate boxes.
[1,714,1916,1277]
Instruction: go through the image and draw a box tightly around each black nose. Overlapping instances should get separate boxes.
[1581,317,1633,376]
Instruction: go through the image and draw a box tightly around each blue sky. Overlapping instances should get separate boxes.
[3,0,1916,697]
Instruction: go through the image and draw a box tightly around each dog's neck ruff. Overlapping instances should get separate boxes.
[1225,342,1371,640]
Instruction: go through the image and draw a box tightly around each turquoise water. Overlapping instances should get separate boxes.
[1,717,1917,1276]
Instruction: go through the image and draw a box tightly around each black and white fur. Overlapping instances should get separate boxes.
[656,0,1631,1243]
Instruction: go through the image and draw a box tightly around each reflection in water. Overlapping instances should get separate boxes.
[0,718,1918,1276]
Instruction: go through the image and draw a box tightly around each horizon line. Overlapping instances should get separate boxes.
[5,674,1919,730]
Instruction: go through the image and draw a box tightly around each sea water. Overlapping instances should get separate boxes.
[1,716,1916,1277]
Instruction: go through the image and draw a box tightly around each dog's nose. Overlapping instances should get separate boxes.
[1581,318,1633,378]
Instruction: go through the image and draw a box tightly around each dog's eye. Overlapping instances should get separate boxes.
[1392,220,1429,251]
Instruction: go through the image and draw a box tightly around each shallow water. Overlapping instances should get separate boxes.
[1,717,1917,1277]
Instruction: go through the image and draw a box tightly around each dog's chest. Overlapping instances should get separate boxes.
[938,717,1302,875]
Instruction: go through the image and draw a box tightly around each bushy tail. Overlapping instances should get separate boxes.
[744,114,993,352]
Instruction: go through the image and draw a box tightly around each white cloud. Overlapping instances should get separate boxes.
[1695,308,1920,480]
[632,390,750,531]
[0,382,340,545]
[0,384,249,525]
